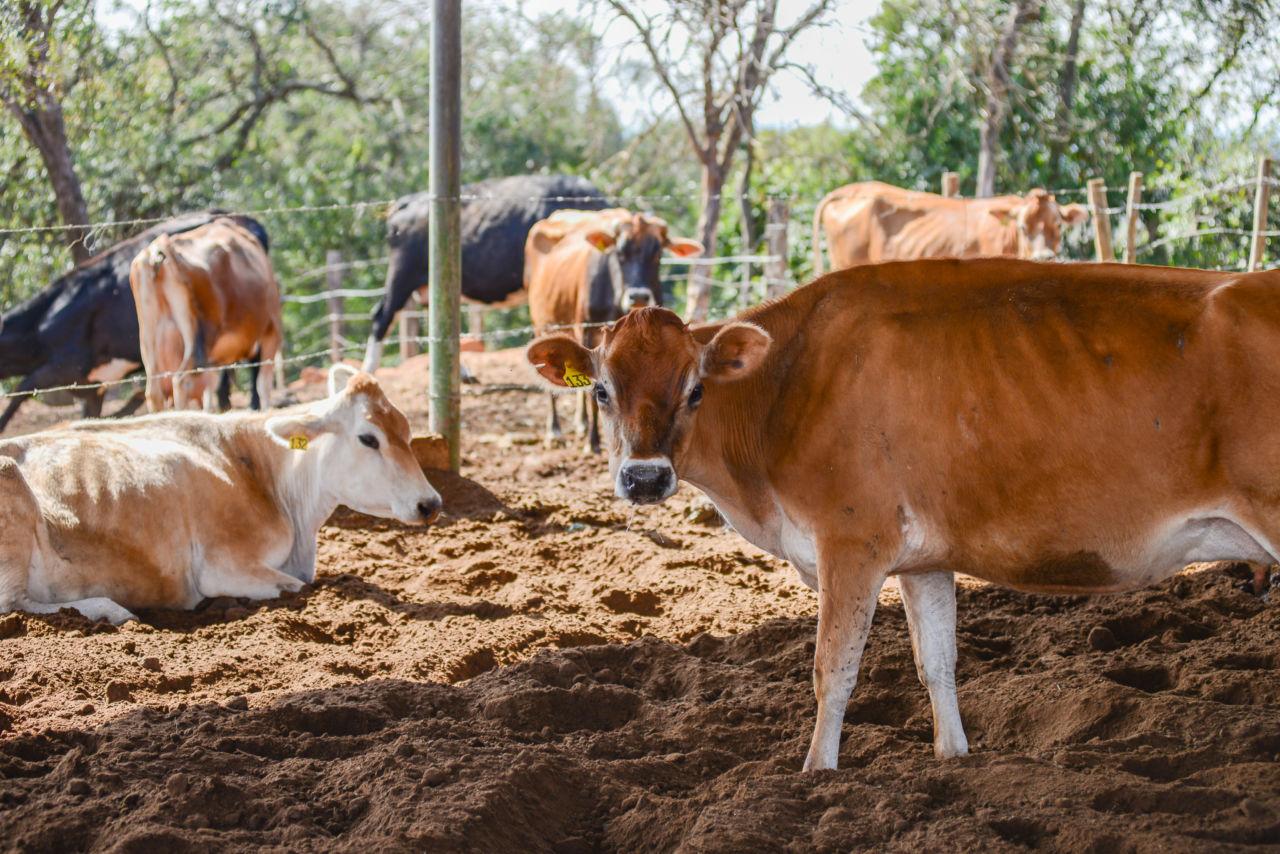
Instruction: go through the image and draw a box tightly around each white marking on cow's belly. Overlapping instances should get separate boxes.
[1131,513,1276,586]
[87,359,140,383]
[779,514,819,591]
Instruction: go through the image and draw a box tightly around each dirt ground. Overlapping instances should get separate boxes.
[1,349,1278,852]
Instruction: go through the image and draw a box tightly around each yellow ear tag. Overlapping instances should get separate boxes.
[563,365,592,388]
[288,435,309,451]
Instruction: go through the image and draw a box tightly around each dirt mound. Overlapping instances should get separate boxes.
[0,349,1278,850]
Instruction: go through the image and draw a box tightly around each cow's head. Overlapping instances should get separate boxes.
[527,307,770,504]
[1003,189,1088,261]
[265,366,442,524]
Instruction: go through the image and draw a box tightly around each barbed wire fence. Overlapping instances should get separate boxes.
[1,168,1277,409]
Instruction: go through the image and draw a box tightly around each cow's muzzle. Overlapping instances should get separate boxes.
[617,459,676,504]
[623,288,653,311]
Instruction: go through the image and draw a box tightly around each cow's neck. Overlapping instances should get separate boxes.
[681,295,809,546]
[233,422,337,581]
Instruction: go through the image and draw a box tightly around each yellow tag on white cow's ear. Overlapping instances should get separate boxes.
[288,435,309,451]
[563,365,592,388]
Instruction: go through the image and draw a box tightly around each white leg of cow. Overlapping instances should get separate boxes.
[256,359,273,411]
[803,548,885,772]
[197,561,304,602]
[361,335,384,373]
[19,597,137,625]
[547,392,563,442]
[202,378,218,413]
[899,570,969,759]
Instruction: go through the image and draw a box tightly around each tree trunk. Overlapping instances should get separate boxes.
[685,164,725,321]
[976,0,1039,197]
[1047,0,1086,188]
[8,99,93,264]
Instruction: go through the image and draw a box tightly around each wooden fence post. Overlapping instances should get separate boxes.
[1087,178,1114,262]
[764,198,790,300]
[1249,156,1273,272]
[941,172,960,198]
[1124,172,1143,264]
[325,249,344,364]
[399,312,420,361]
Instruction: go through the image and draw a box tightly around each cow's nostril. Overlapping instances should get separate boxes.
[417,497,442,523]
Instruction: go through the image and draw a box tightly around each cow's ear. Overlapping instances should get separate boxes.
[527,335,597,389]
[265,411,333,449]
[666,237,704,258]
[584,229,617,252]
[1061,203,1089,226]
[328,363,360,397]
[700,322,771,383]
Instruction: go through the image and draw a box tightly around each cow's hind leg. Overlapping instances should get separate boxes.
[547,392,564,443]
[197,561,304,602]
[899,570,969,758]
[0,459,136,624]
[804,541,887,771]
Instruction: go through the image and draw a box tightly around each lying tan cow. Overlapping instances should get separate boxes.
[525,208,701,452]
[130,217,284,412]
[528,258,1280,770]
[0,367,440,623]
[812,181,1088,273]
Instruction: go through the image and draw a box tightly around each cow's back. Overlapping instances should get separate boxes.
[822,183,1020,267]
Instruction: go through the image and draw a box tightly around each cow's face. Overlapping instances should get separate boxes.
[583,214,702,312]
[266,368,441,524]
[1009,189,1088,261]
[527,307,770,504]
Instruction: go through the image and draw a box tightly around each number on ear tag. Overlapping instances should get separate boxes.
[563,365,592,388]
[289,435,309,451]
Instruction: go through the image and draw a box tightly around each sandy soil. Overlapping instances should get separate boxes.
[1,350,1278,852]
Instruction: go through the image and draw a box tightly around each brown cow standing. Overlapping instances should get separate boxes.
[813,181,1088,273]
[525,208,701,452]
[527,258,1280,771]
[129,218,283,412]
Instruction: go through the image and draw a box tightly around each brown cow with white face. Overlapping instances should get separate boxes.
[813,181,1089,273]
[528,258,1280,771]
[0,367,440,623]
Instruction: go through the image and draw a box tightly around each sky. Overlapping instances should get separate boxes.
[507,0,882,129]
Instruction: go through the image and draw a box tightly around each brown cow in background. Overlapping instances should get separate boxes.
[812,181,1088,273]
[524,208,702,452]
[129,217,283,412]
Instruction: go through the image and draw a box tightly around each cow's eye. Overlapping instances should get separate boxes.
[594,385,609,405]
[359,434,380,450]
[688,383,704,409]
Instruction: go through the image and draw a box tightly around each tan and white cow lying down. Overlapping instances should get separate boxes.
[0,367,440,624]
[812,181,1088,273]
[528,258,1280,771]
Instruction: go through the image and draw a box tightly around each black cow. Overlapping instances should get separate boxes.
[0,212,270,433]
[362,174,609,371]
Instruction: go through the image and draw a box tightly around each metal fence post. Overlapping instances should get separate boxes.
[429,0,462,471]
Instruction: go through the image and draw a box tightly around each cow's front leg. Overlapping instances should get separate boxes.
[803,543,886,771]
[197,561,305,602]
[899,570,968,758]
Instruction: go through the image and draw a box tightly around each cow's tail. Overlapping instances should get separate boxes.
[811,190,837,277]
